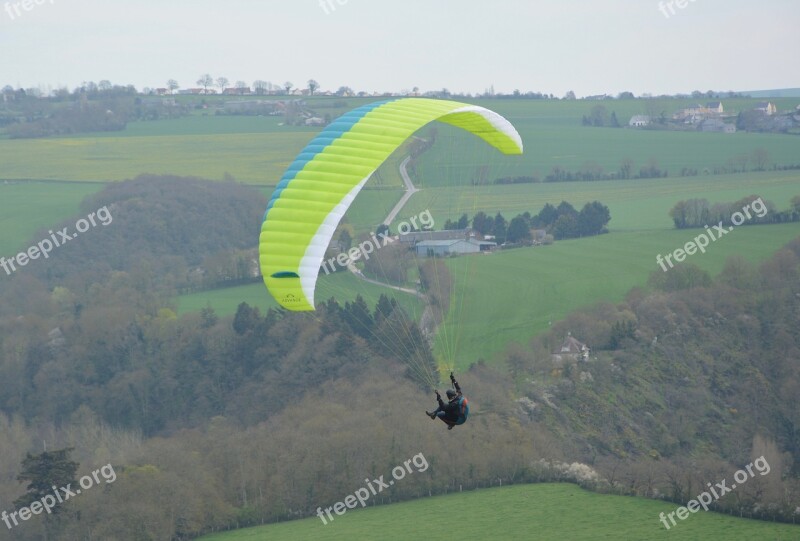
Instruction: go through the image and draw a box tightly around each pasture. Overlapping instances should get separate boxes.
[197,482,800,541]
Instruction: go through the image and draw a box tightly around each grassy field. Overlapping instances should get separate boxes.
[2,97,798,186]
[1,98,798,367]
[399,170,800,231]
[176,271,424,318]
[0,181,105,255]
[438,223,800,368]
[197,483,800,541]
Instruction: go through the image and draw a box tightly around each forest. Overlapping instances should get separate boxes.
[0,176,798,540]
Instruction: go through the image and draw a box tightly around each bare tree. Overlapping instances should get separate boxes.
[216,77,229,94]
[235,80,248,94]
[253,80,268,95]
[167,79,179,94]
[283,81,293,94]
[196,74,213,93]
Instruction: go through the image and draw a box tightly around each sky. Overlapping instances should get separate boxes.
[0,0,798,97]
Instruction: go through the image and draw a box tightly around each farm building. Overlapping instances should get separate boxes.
[754,102,777,115]
[399,228,479,246]
[552,334,590,362]
[415,238,496,257]
[700,118,736,133]
[628,115,651,127]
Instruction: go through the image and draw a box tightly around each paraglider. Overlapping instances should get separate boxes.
[259,97,523,311]
[426,372,469,430]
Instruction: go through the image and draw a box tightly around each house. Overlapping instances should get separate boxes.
[223,87,252,95]
[398,228,479,247]
[706,101,724,114]
[551,334,590,362]
[178,88,206,95]
[304,117,326,126]
[628,115,651,127]
[673,104,707,124]
[415,238,496,257]
[754,102,777,115]
[700,118,735,133]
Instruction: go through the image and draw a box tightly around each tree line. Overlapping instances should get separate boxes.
[442,200,611,243]
[669,194,800,229]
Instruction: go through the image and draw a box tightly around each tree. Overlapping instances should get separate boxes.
[15,448,79,515]
[577,201,611,236]
[588,105,608,126]
[617,91,635,99]
[197,74,213,93]
[284,81,293,94]
[98,80,112,92]
[335,86,352,96]
[552,213,578,239]
[506,216,532,243]
[253,80,268,95]
[493,213,507,244]
[533,203,559,228]
[751,147,770,171]
[471,211,492,235]
[167,79,179,94]
[456,213,469,229]
[215,77,229,94]
[235,81,248,94]
[233,302,261,335]
[564,90,576,100]
[307,79,319,95]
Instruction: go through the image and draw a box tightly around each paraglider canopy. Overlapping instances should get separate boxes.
[259,97,523,311]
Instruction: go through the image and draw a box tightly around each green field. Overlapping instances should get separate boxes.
[0,181,104,255]
[176,271,424,318]
[2,97,799,186]
[198,483,800,541]
[438,224,800,367]
[2,98,799,367]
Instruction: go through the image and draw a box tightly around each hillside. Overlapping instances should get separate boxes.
[198,484,800,541]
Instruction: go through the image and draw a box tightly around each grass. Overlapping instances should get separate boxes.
[0,181,105,255]
[399,170,800,231]
[197,483,800,541]
[438,223,800,368]
[0,132,313,184]
[176,271,424,318]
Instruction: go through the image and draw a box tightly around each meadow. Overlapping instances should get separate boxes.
[176,270,424,318]
[197,482,800,541]
[1,97,798,365]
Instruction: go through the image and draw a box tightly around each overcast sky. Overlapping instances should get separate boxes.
[1,0,797,96]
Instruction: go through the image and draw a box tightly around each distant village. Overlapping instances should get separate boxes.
[627,100,800,133]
